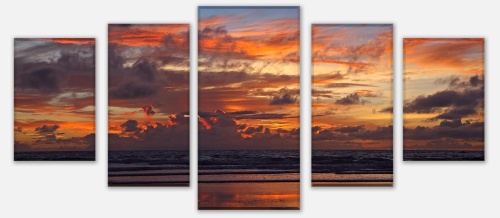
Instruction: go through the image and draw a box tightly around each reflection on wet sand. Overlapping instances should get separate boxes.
[198,182,299,209]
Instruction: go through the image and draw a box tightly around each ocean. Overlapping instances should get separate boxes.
[108,150,189,186]
[312,150,393,184]
[198,150,300,183]
[404,150,484,161]
[14,151,95,161]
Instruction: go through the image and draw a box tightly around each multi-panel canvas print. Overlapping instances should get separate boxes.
[403,38,484,161]
[311,24,394,186]
[198,6,300,209]
[108,24,190,186]
[14,38,96,161]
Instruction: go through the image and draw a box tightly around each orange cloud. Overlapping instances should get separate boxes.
[43,38,95,45]
[199,18,299,62]
[404,38,484,74]
[108,24,189,47]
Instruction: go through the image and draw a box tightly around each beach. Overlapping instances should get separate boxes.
[312,173,393,186]
[198,182,299,209]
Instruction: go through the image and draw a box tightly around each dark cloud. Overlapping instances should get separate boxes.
[14,40,95,93]
[312,126,322,133]
[35,124,60,133]
[269,93,298,105]
[109,81,157,99]
[336,93,366,105]
[109,116,189,151]
[121,120,141,133]
[334,125,364,133]
[350,126,393,140]
[109,59,162,99]
[14,127,23,133]
[404,120,484,141]
[405,75,484,120]
[244,126,258,134]
[379,107,393,113]
[142,105,156,116]
[14,141,32,152]
[15,67,65,93]
[237,124,247,130]
[405,139,480,151]
[197,113,299,150]
[438,119,463,128]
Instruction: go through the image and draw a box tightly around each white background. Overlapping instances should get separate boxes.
[0,0,497,217]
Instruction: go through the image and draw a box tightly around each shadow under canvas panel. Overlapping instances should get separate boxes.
[403,38,485,161]
[311,24,394,186]
[107,24,190,186]
[198,6,300,209]
[14,38,96,161]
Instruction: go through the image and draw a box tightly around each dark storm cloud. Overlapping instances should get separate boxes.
[110,117,189,151]
[108,55,189,99]
[121,120,141,133]
[404,120,484,141]
[109,81,157,99]
[30,133,95,151]
[109,59,160,99]
[405,139,479,151]
[237,124,247,130]
[350,126,393,140]
[14,141,32,152]
[197,114,299,150]
[311,126,322,134]
[335,93,366,105]
[404,75,484,120]
[35,124,60,133]
[244,127,258,134]
[15,67,65,93]
[334,125,365,133]
[142,105,156,116]
[269,93,298,105]
[379,106,393,113]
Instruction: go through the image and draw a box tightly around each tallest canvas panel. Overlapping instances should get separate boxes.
[198,6,300,209]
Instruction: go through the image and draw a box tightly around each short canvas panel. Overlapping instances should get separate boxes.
[403,38,485,161]
[107,24,190,186]
[198,6,300,209]
[14,38,96,161]
[311,24,394,186]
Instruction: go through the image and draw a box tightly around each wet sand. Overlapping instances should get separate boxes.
[312,173,393,187]
[198,182,300,209]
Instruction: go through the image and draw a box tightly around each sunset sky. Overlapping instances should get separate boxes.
[14,38,95,152]
[108,24,190,151]
[198,7,300,150]
[312,24,393,150]
[403,38,484,151]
